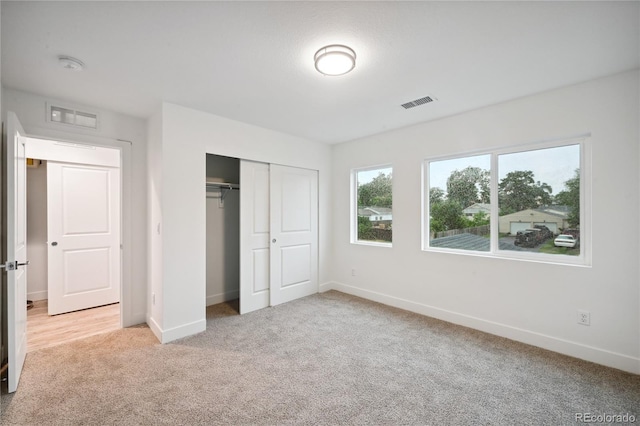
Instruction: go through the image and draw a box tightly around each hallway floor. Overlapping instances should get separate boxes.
[27,300,120,352]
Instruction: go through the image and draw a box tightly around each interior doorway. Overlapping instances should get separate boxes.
[24,139,122,352]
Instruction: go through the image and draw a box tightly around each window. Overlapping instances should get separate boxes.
[428,154,491,252]
[353,165,392,245]
[425,138,587,265]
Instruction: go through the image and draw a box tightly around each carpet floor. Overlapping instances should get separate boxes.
[1,290,639,425]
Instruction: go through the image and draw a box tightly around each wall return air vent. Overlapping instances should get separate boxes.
[401,95,436,110]
[48,103,98,129]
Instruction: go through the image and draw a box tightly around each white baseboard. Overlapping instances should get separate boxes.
[324,281,640,374]
[147,316,163,343]
[319,282,333,293]
[126,312,147,327]
[146,315,206,344]
[27,290,47,301]
[206,290,239,306]
[161,319,206,343]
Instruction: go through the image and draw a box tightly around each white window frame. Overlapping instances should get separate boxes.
[423,136,591,266]
[351,164,393,247]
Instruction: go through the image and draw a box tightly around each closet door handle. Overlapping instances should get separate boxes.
[272,238,277,243]
[51,242,58,246]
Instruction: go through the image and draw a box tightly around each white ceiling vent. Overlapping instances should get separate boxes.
[47,103,98,129]
[401,96,436,109]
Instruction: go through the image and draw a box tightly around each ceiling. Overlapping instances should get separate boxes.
[2,1,638,144]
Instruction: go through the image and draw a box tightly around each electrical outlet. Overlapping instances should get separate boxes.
[351,268,356,276]
[577,310,590,326]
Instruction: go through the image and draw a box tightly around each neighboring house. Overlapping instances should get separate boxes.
[463,203,491,218]
[498,206,570,235]
[358,207,393,228]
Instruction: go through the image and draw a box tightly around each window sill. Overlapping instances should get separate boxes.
[422,246,591,267]
[352,240,393,248]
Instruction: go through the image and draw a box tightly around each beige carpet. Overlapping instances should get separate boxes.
[1,290,639,425]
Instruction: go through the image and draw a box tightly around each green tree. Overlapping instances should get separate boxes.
[430,200,466,232]
[429,187,445,206]
[498,170,553,215]
[468,211,490,227]
[357,215,374,240]
[555,169,580,227]
[446,166,490,208]
[358,172,392,208]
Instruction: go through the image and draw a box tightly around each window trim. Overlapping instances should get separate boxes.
[423,135,591,267]
[351,164,393,247]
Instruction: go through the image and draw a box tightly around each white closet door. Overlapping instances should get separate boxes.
[47,162,121,315]
[269,165,318,306]
[239,161,270,314]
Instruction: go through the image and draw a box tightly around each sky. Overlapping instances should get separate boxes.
[429,144,580,197]
[357,167,392,185]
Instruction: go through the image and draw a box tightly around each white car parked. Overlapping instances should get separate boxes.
[554,234,578,248]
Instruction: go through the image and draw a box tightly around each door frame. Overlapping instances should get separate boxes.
[22,129,133,327]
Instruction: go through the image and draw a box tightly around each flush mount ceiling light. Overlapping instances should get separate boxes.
[314,44,356,76]
[58,55,85,72]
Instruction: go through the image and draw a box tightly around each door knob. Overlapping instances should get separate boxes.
[272,238,277,243]
[51,242,58,246]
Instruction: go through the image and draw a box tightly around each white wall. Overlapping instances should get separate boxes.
[26,162,47,300]
[329,70,640,373]
[146,107,163,335]
[3,88,148,326]
[147,102,332,343]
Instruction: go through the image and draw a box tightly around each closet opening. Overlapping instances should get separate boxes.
[206,154,240,318]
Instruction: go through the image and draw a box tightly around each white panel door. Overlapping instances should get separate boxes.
[239,161,270,314]
[269,165,318,306]
[47,162,121,315]
[5,112,29,393]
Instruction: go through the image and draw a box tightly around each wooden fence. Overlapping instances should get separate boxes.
[432,225,490,239]
[359,227,392,242]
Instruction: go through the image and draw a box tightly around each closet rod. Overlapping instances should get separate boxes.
[206,182,239,206]
[206,182,239,191]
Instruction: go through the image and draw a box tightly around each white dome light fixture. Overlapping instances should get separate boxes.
[58,55,85,72]
[314,44,356,76]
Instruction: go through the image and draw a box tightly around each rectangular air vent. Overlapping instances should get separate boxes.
[401,95,435,109]
[48,103,98,129]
